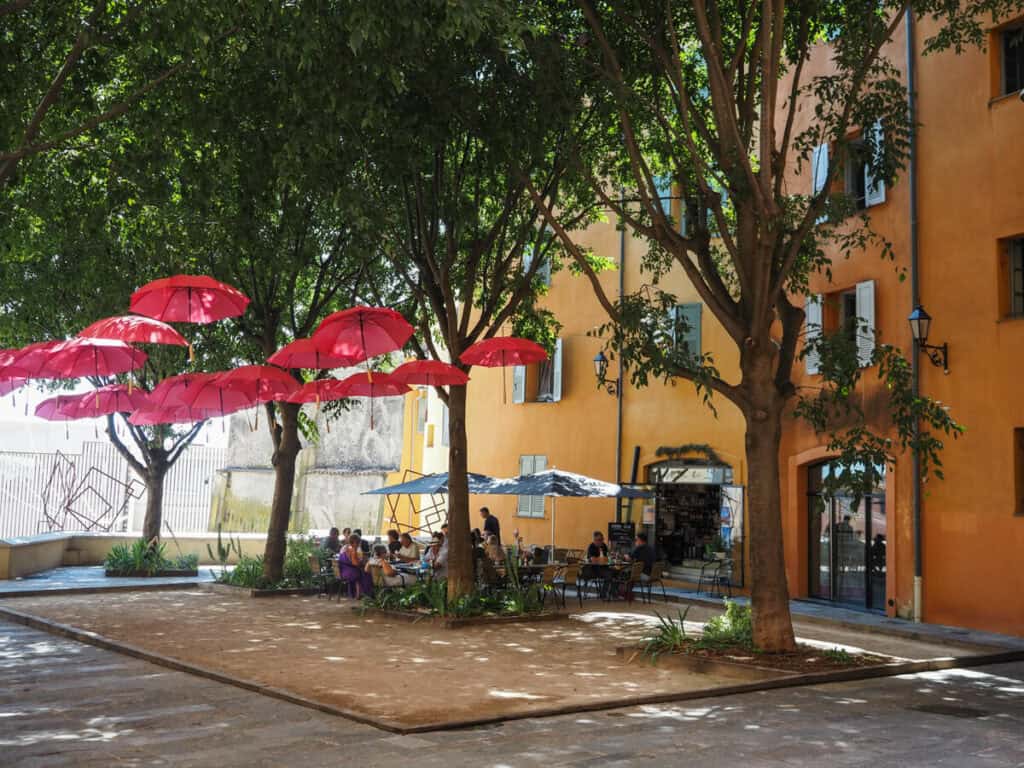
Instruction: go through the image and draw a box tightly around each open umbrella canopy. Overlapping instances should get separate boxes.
[217,365,299,403]
[459,337,547,368]
[35,395,86,421]
[267,338,356,370]
[175,374,256,416]
[58,384,150,419]
[312,306,414,362]
[364,472,505,496]
[0,348,32,379]
[335,371,410,398]
[78,315,188,347]
[487,469,651,499]
[128,404,217,426]
[286,378,350,404]
[130,275,250,324]
[12,338,146,379]
[148,373,213,408]
[390,359,469,387]
[0,377,26,398]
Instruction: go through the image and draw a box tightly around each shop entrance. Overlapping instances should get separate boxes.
[807,461,886,611]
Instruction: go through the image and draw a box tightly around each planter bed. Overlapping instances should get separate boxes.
[617,642,891,677]
[202,582,320,598]
[357,606,565,629]
[105,569,199,578]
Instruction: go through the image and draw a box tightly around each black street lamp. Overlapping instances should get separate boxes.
[908,304,949,372]
[593,351,618,395]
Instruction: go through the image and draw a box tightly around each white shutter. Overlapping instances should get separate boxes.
[512,365,526,403]
[551,339,563,402]
[811,144,830,195]
[864,121,886,207]
[679,200,688,237]
[532,455,547,517]
[517,455,533,516]
[653,175,672,218]
[805,295,823,375]
[855,280,876,367]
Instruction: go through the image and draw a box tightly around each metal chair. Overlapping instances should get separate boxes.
[537,564,558,606]
[643,560,668,604]
[607,562,644,603]
[697,558,733,597]
[553,562,582,608]
[308,553,331,598]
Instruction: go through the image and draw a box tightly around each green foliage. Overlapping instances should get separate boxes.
[641,608,692,661]
[219,555,266,589]
[104,538,191,575]
[824,647,853,664]
[361,575,547,619]
[282,536,318,588]
[206,524,243,568]
[215,536,316,590]
[699,600,755,650]
[172,553,199,571]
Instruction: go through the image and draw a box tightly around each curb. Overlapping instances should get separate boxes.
[2,603,1023,735]
[0,582,204,599]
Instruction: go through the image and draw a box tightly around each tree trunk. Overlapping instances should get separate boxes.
[142,461,167,542]
[445,384,473,601]
[263,401,301,583]
[744,390,797,653]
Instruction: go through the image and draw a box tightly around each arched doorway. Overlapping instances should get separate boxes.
[807,461,886,611]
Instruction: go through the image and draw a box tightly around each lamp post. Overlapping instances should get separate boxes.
[908,304,949,373]
[593,351,618,395]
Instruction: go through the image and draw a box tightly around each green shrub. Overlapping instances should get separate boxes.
[699,600,754,650]
[824,647,852,663]
[104,538,171,575]
[361,576,548,619]
[282,536,318,588]
[172,553,199,570]
[641,609,692,661]
[219,555,267,589]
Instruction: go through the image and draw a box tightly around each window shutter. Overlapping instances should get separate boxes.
[532,455,547,517]
[855,280,876,367]
[440,404,449,446]
[668,305,679,347]
[805,295,822,375]
[653,175,672,218]
[864,121,887,207]
[811,144,830,195]
[517,455,533,516]
[679,303,702,357]
[512,365,526,404]
[551,339,563,402]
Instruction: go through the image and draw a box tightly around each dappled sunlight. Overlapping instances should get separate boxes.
[488,690,549,701]
[0,726,135,747]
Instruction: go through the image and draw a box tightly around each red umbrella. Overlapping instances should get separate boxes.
[78,315,188,347]
[460,337,547,402]
[148,373,213,408]
[176,375,255,416]
[286,378,350,404]
[0,377,26,398]
[12,338,147,379]
[267,338,356,370]
[390,359,469,387]
[335,371,410,429]
[35,395,82,421]
[217,365,300,403]
[312,307,414,365]
[129,404,218,426]
[0,348,32,379]
[58,384,150,419]
[130,275,250,324]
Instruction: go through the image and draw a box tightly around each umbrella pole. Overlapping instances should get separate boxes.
[551,496,556,556]
[502,350,507,404]
[362,317,372,383]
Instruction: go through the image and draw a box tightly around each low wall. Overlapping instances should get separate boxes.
[0,532,269,580]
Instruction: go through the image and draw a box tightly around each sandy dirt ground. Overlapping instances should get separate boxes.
[0,588,794,728]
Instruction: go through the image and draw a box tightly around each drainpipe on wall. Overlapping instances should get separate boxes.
[615,192,625,488]
[906,7,923,624]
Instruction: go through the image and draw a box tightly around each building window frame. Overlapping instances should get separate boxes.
[1002,24,1024,96]
[1010,238,1024,317]
[516,454,547,518]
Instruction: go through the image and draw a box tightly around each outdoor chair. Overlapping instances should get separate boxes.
[553,562,582,608]
[642,560,668,604]
[697,558,733,597]
[309,553,332,598]
[537,564,558,607]
[607,562,644,603]
[337,556,363,600]
[480,557,507,595]
[330,559,344,601]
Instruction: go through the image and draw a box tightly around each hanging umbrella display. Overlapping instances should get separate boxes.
[129,275,250,324]
[267,338,356,370]
[217,365,301,404]
[460,337,548,402]
[78,315,188,347]
[128,404,218,426]
[286,378,350,405]
[312,307,414,372]
[175,374,256,416]
[390,359,469,387]
[335,371,410,429]
[0,348,32,379]
[148,373,213,408]
[58,384,151,419]
[0,377,26,398]
[12,338,147,380]
[35,394,85,438]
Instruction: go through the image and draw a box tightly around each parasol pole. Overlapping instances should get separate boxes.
[502,350,507,404]
[361,315,373,383]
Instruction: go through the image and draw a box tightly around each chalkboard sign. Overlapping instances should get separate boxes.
[608,522,635,551]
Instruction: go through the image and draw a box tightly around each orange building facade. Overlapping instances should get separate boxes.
[466,12,1024,636]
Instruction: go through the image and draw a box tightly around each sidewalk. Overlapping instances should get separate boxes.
[0,564,222,596]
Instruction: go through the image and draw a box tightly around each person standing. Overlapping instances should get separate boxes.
[480,507,501,544]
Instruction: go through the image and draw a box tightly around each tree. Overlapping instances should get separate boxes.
[533,0,994,650]
[0,0,241,189]
[358,3,604,598]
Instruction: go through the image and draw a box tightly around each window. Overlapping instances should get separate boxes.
[1010,239,1024,317]
[1003,26,1023,96]
[844,123,886,209]
[517,454,547,518]
[838,289,858,344]
[512,338,563,404]
[440,403,449,447]
[523,242,552,288]
[669,303,702,358]
[1015,429,1024,516]
[805,280,876,374]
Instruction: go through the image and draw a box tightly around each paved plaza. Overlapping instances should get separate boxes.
[2,618,1023,767]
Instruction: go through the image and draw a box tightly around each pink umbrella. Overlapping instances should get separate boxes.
[35,396,82,421]
[0,377,26,398]
[460,337,547,402]
[312,307,414,367]
[335,371,410,429]
[58,384,151,419]
[0,348,32,379]
[12,338,147,380]
[78,315,188,347]
[217,365,300,403]
[390,359,469,387]
[128,405,219,426]
[267,338,356,370]
[148,373,213,408]
[286,378,350,405]
[176,375,255,416]
[130,275,250,324]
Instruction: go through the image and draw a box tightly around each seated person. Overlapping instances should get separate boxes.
[484,534,505,564]
[339,534,373,597]
[353,529,371,554]
[586,531,609,563]
[386,529,402,555]
[396,532,421,562]
[627,531,656,580]
[321,527,342,556]
[366,544,409,588]
[425,533,448,579]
